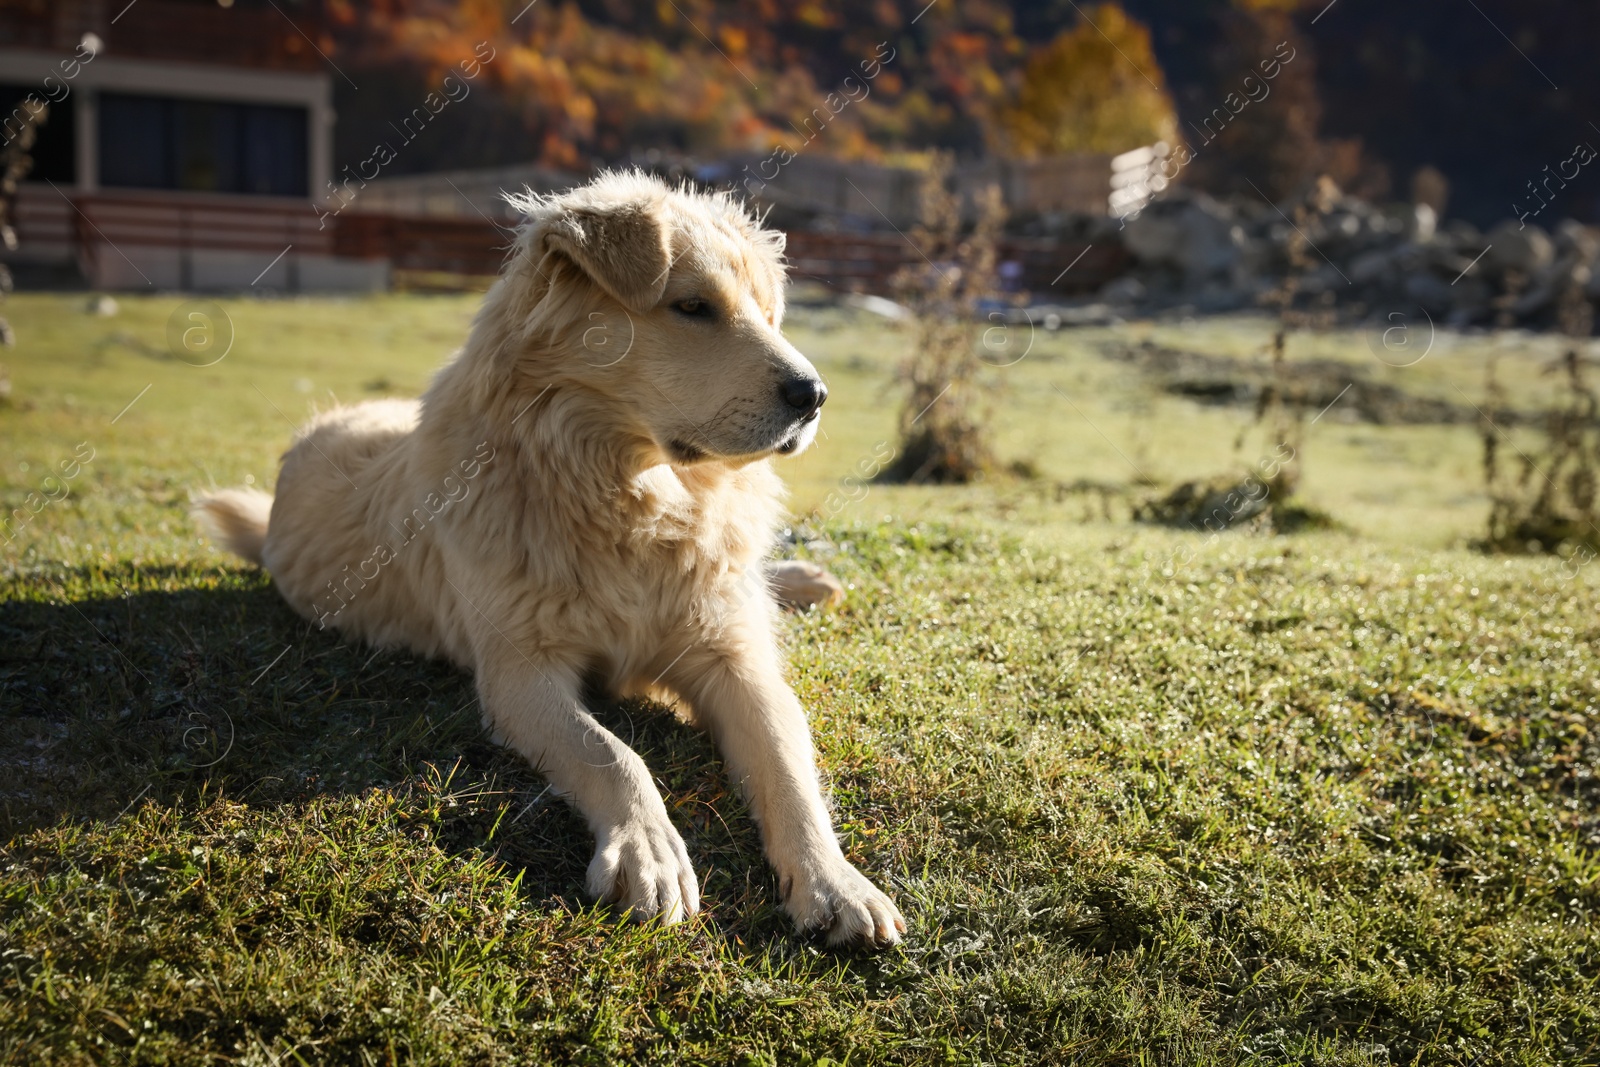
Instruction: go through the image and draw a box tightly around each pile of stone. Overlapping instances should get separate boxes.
[1056,187,1597,329]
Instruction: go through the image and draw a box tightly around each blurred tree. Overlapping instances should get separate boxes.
[1000,3,1177,157]
[1187,4,1322,201]
[1176,2,1386,202]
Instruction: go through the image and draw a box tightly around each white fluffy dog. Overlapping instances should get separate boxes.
[196,172,905,947]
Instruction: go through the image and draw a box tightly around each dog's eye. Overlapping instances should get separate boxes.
[672,298,712,318]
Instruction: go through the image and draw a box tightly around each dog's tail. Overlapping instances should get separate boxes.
[192,488,274,566]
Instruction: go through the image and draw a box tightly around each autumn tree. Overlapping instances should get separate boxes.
[330,0,1036,172]
[1000,3,1177,158]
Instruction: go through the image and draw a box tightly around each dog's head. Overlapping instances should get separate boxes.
[500,172,824,465]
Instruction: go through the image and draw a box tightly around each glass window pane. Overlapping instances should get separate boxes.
[242,104,308,196]
[99,93,172,189]
[99,92,306,196]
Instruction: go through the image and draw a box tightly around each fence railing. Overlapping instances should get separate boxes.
[786,231,1126,296]
[12,187,1128,296]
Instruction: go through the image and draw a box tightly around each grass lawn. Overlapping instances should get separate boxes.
[1,292,1596,1065]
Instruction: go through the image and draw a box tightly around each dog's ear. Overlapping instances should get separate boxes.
[543,201,671,314]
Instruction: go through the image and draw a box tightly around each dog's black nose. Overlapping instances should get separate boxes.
[781,377,827,417]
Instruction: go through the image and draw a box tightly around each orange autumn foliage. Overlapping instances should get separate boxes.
[322,0,1172,170]
[1000,2,1177,158]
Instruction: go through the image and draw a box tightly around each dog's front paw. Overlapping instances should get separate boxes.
[767,559,844,611]
[587,817,700,925]
[783,859,905,948]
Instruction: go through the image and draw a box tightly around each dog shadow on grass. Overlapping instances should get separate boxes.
[0,564,780,936]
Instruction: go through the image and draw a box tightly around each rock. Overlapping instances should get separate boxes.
[1298,263,1348,296]
[1372,209,1410,238]
[1349,248,1397,286]
[1483,222,1554,276]
[1403,270,1452,312]
[1121,213,1183,266]
[1033,180,1593,332]
[1448,277,1493,316]
[1230,231,1274,285]
[1425,242,1475,276]
[1329,212,1364,240]
[1555,218,1600,263]
[1122,194,1239,279]
[1514,255,1591,316]
[1100,276,1146,305]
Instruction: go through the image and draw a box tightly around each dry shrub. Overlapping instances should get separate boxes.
[1481,281,1600,553]
[1250,175,1346,492]
[0,97,46,402]
[1136,178,1344,534]
[880,154,1006,485]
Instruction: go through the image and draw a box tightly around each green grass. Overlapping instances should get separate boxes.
[1,293,1597,1065]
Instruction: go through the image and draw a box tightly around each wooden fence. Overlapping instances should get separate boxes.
[729,153,1115,224]
[13,186,378,290]
[12,188,1128,295]
[333,213,508,277]
[336,221,1128,296]
[784,231,1127,296]
[71,192,331,255]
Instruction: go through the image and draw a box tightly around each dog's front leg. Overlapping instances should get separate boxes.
[669,636,906,947]
[477,659,699,924]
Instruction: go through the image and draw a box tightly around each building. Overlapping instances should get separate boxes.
[0,1,1129,297]
[0,0,385,290]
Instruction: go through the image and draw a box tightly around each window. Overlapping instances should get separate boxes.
[99,92,308,196]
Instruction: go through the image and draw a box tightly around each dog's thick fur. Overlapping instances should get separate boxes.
[195,172,904,946]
